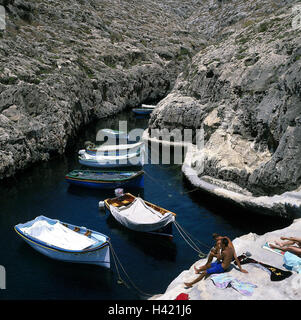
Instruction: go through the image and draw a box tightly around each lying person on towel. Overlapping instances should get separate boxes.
[184,238,234,288]
[269,236,301,257]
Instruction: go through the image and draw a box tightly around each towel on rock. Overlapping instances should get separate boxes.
[283,252,301,274]
[210,274,257,296]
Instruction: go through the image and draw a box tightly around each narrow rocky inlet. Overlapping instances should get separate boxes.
[1,0,301,303]
[0,0,206,178]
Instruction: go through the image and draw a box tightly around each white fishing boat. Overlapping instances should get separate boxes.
[79,151,144,168]
[141,104,156,109]
[79,143,145,168]
[83,141,144,156]
[104,193,176,238]
[14,216,110,268]
[98,128,128,139]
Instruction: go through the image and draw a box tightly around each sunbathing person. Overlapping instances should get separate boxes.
[206,233,248,273]
[184,238,234,288]
[270,236,301,257]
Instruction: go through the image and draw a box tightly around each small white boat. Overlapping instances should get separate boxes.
[79,151,144,168]
[79,144,145,168]
[104,193,176,238]
[14,216,110,268]
[141,104,156,109]
[98,128,128,140]
[83,142,144,156]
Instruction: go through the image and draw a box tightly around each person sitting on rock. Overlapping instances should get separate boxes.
[184,238,234,288]
[206,233,248,274]
[270,236,301,257]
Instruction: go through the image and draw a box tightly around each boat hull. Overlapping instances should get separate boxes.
[66,173,144,189]
[18,234,110,267]
[132,108,153,115]
[79,158,144,168]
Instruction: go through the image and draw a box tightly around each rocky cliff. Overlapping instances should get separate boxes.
[149,0,301,205]
[0,0,206,178]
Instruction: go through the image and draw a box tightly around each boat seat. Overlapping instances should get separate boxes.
[74,227,80,232]
[85,230,92,237]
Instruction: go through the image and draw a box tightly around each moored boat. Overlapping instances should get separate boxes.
[104,193,176,238]
[141,104,156,109]
[83,141,144,156]
[65,170,144,189]
[132,108,153,115]
[14,216,110,268]
[98,128,128,140]
[79,148,144,168]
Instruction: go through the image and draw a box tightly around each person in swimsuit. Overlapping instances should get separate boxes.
[270,236,301,257]
[204,233,248,273]
[184,238,234,288]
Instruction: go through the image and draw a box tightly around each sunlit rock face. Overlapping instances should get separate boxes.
[149,0,301,198]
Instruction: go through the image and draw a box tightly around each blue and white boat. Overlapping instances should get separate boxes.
[14,216,110,268]
[83,141,143,156]
[65,170,144,189]
[79,143,145,168]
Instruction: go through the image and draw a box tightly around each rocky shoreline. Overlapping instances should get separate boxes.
[149,218,301,300]
[143,129,301,219]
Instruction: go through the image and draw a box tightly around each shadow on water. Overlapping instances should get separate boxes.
[181,177,293,236]
[106,215,177,262]
[66,184,144,200]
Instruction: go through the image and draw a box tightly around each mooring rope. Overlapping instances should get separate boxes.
[109,242,158,299]
[173,221,210,258]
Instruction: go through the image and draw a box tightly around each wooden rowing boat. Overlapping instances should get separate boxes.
[104,193,176,238]
[65,170,144,189]
[15,216,110,268]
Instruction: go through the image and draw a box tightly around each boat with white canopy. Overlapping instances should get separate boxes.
[14,216,110,268]
[104,193,176,238]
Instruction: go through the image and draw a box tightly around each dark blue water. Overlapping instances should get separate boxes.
[0,110,292,300]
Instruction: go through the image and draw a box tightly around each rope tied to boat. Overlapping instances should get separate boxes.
[108,241,159,299]
[173,220,210,258]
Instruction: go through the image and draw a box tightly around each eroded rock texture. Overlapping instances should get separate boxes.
[0,0,206,178]
[149,0,301,196]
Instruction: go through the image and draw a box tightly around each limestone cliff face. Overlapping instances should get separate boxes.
[149,0,301,197]
[0,0,206,178]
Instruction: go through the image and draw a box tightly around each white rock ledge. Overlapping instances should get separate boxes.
[150,218,301,300]
[142,130,301,219]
